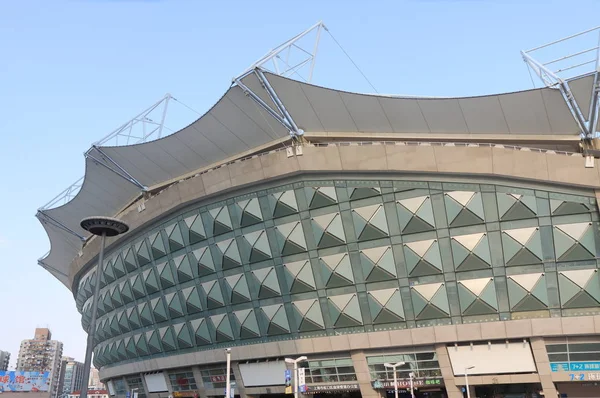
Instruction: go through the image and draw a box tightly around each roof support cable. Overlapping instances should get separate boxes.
[36,211,86,242]
[85,146,148,192]
[325,27,379,94]
[38,258,71,278]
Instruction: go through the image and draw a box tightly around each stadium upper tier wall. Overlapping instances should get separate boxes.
[68,143,600,396]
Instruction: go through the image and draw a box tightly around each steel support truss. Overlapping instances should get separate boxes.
[233,21,326,140]
[36,210,86,242]
[39,94,170,213]
[522,26,600,140]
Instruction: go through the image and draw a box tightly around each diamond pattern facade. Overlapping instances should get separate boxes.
[81,179,599,369]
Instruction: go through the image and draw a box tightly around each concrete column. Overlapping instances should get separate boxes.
[349,350,381,398]
[191,366,207,398]
[530,337,558,398]
[435,345,463,398]
[230,362,247,398]
[138,373,152,398]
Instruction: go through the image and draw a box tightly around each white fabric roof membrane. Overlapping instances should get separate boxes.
[38,71,591,289]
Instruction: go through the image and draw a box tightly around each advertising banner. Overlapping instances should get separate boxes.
[0,371,51,392]
[371,378,444,389]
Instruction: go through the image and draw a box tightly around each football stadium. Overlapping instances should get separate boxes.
[37,24,600,398]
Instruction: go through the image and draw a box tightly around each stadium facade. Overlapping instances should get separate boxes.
[37,25,600,398]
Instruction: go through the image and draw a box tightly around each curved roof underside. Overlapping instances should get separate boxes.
[38,72,595,288]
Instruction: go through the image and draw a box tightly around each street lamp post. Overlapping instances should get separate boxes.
[464,366,475,398]
[384,362,406,398]
[130,388,139,398]
[408,372,415,398]
[225,348,231,398]
[79,216,129,398]
[285,356,308,398]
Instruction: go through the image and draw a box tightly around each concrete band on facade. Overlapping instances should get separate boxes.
[59,142,600,398]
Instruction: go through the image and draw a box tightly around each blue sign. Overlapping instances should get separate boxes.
[551,362,600,372]
[126,392,131,398]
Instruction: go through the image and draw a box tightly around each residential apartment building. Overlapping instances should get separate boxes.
[0,350,10,371]
[57,357,85,398]
[16,328,63,398]
[88,368,101,389]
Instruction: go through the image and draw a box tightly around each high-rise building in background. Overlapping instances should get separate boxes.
[56,357,85,398]
[88,368,101,389]
[16,328,63,398]
[0,350,10,371]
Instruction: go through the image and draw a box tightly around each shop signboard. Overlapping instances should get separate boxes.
[285,370,292,394]
[303,384,360,394]
[551,362,600,372]
[210,375,227,383]
[298,368,306,393]
[371,378,444,389]
[0,371,51,392]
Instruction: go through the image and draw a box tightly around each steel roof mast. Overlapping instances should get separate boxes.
[522,26,600,153]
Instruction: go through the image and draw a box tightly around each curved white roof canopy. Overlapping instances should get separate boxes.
[37,71,594,288]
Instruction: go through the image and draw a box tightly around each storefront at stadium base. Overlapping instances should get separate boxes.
[101,333,600,398]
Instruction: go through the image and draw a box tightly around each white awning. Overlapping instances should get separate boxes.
[38,72,590,289]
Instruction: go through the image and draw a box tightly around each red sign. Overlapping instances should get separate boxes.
[210,375,226,383]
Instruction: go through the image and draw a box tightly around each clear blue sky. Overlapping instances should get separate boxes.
[1,0,599,367]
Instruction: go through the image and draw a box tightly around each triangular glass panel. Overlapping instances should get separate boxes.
[104,261,116,284]
[139,303,153,326]
[135,334,149,356]
[349,187,381,201]
[131,275,145,299]
[564,291,600,309]
[213,217,232,236]
[241,212,262,228]
[274,202,297,218]
[309,190,337,209]
[174,323,193,348]
[152,298,168,323]
[174,255,194,283]
[299,318,324,332]
[158,262,176,289]
[417,304,449,320]
[118,311,130,333]
[150,233,167,260]
[318,232,345,249]
[160,327,177,351]
[193,247,215,277]
[410,261,442,277]
[463,299,497,316]
[250,248,271,264]
[182,286,202,314]
[373,308,404,324]
[207,297,224,310]
[501,202,536,221]
[507,248,541,267]
[167,293,184,319]
[282,240,306,256]
[449,209,483,228]
[456,254,490,272]
[146,330,162,354]
[291,279,315,294]
[111,288,123,308]
[366,267,396,283]
[125,337,137,358]
[335,313,362,328]
[326,273,353,288]
[513,295,547,312]
[268,323,290,336]
[186,215,206,244]
[113,256,127,278]
[552,202,590,216]
[124,248,137,272]
[167,223,185,253]
[143,269,160,294]
[127,307,140,329]
[358,224,388,242]
[559,244,594,262]
[403,216,435,234]
[222,256,241,270]
[190,319,211,346]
